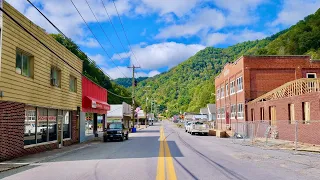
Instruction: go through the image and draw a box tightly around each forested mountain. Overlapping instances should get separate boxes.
[114,77,148,88]
[51,34,132,104]
[135,8,320,117]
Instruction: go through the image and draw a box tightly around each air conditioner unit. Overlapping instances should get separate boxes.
[51,78,57,86]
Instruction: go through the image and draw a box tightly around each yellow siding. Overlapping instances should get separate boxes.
[0,2,82,111]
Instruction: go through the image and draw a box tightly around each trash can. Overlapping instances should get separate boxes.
[132,127,136,133]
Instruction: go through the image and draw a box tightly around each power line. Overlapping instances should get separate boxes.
[84,0,129,66]
[19,2,132,99]
[26,0,113,80]
[112,0,142,67]
[100,0,141,67]
[70,0,128,78]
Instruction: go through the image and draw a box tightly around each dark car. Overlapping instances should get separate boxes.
[103,123,129,142]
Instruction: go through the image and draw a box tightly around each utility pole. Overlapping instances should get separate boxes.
[128,65,140,130]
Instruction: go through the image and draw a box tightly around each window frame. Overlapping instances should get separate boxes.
[221,86,225,99]
[231,104,236,119]
[237,103,244,119]
[225,83,229,97]
[16,49,33,78]
[69,75,77,92]
[288,104,295,124]
[230,81,235,95]
[216,88,220,100]
[51,66,61,88]
[306,73,317,78]
[236,76,243,92]
[217,108,221,119]
[302,102,310,124]
[220,107,225,119]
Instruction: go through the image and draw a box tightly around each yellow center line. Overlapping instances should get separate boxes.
[156,127,165,180]
[156,126,177,180]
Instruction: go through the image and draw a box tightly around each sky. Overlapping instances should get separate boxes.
[7,0,320,79]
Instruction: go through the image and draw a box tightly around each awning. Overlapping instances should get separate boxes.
[83,96,110,114]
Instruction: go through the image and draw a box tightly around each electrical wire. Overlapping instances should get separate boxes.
[100,0,141,67]
[7,4,131,99]
[26,0,113,80]
[111,0,142,67]
[70,0,128,78]
[84,0,129,66]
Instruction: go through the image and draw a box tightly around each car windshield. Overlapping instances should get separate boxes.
[109,123,122,129]
[195,122,203,125]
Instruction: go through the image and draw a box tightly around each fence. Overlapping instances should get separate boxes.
[232,120,320,152]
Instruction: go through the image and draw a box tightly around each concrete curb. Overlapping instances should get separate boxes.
[0,140,96,173]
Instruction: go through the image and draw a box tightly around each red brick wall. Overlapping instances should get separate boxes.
[248,92,320,144]
[0,101,79,161]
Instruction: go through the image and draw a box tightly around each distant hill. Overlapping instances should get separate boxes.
[135,8,320,117]
[114,77,149,88]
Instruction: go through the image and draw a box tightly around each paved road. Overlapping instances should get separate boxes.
[1,121,320,180]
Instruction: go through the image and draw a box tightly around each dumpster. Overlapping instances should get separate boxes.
[132,127,136,133]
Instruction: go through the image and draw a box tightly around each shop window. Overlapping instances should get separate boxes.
[69,75,77,92]
[303,102,310,124]
[24,106,36,145]
[48,109,58,141]
[230,81,235,95]
[16,49,33,78]
[237,103,244,119]
[236,76,243,92]
[37,108,48,143]
[51,66,61,87]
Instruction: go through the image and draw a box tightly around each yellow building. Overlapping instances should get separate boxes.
[0,1,83,161]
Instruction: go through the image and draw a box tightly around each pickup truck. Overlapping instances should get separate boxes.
[189,121,209,136]
[103,122,129,142]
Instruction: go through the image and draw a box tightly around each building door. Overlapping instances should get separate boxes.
[270,106,276,126]
[58,110,63,147]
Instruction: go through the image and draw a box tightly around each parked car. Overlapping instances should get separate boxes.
[185,121,192,132]
[189,121,209,135]
[103,122,129,142]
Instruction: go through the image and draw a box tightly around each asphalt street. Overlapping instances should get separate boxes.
[1,121,320,180]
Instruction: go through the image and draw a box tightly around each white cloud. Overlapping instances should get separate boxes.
[103,67,160,79]
[156,8,226,39]
[125,42,205,69]
[139,0,199,17]
[205,33,229,46]
[271,0,320,26]
[6,0,132,42]
[77,38,99,48]
[87,53,105,66]
[205,29,267,46]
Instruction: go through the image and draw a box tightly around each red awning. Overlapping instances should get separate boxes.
[83,96,110,114]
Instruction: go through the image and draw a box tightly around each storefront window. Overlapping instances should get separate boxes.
[24,106,36,145]
[37,108,48,143]
[63,111,71,139]
[48,109,57,141]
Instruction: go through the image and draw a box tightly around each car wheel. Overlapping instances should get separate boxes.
[120,135,124,141]
[185,129,187,132]
[191,132,194,135]
[103,136,108,142]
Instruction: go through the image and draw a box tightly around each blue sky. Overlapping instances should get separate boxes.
[8,0,320,79]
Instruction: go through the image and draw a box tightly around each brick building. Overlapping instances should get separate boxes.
[247,78,320,145]
[215,55,320,132]
[0,2,82,161]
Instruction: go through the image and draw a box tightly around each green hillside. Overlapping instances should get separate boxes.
[135,8,320,117]
[114,77,148,88]
[51,34,132,104]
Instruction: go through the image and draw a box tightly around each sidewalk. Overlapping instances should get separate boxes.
[0,138,101,173]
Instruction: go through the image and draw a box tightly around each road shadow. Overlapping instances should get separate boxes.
[135,130,160,133]
[44,136,183,162]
